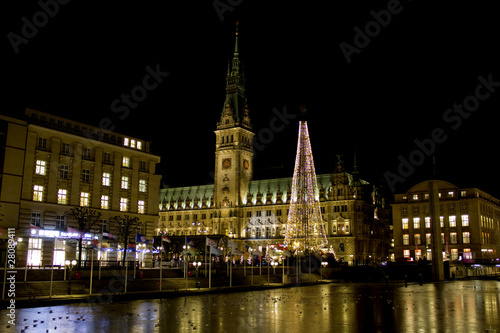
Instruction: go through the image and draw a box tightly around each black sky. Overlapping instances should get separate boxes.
[3,1,500,198]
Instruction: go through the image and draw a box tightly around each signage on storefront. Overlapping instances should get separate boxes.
[30,228,93,240]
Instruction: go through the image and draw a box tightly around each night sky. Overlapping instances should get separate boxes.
[4,1,500,198]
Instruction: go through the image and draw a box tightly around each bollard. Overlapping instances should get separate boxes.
[404,274,408,288]
[418,273,423,286]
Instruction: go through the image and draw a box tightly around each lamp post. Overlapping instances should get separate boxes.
[65,259,77,295]
[193,261,201,277]
[321,261,328,281]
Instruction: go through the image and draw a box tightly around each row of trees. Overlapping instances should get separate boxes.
[67,207,142,268]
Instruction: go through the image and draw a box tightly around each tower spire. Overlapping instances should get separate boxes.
[234,21,239,58]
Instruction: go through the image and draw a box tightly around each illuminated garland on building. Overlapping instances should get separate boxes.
[284,121,328,253]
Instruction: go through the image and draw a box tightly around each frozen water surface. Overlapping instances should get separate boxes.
[2,280,498,333]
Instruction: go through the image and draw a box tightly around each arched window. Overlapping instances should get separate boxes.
[339,243,345,252]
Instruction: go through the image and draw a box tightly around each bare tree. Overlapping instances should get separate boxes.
[67,207,102,268]
[110,215,141,267]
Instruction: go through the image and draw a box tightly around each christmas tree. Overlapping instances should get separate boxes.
[284,118,328,253]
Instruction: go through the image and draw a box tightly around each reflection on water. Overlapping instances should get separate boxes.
[2,280,498,333]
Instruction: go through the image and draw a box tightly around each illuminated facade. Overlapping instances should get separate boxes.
[0,110,161,267]
[392,180,500,263]
[157,27,390,264]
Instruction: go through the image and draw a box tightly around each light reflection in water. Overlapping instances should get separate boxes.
[1,281,498,332]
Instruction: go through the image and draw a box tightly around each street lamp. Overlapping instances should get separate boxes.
[193,261,201,277]
[65,259,77,294]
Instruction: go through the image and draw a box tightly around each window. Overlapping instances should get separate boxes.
[61,142,70,155]
[413,217,420,229]
[403,250,410,258]
[38,137,47,150]
[414,234,421,245]
[425,217,431,228]
[53,238,66,266]
[137,141,142,150]
[140,161,146,171]
[31,212,42,227]
[450,248,458,261]
[80,192,89,207]
[256,211,262,217]
[121,176,129,189]
[101,195,109,209]
[138,200,145,214]
[103,152,111,164]
[413,194,419,200]
[185,215,190,220]
[461,215,469,227]
[120,198,128,211]
[139,179,147,192]
[83,147,91,159]
[201,213,207,220]
[450,232,457,244]
[266,210,272,216]
[440,216,444,228]
[102,173,111,186]
[82,169,90,183]
[27,238,42,266]
[124,137,129,146]
[169,215,174,221]
[33,185,43,201]
[449,215,456,227]
[130,139,136,148]
[56,215,65,230]
[35,160,46,175]
[122,156,130,167]
[448,191,454,197]
[276,210,282,216]
[57,189,67,204]
[426,233,432,245]
[403,234,410,245]
[463,232,470,244]
[402,218,409,229]
[59,165,69,179]
[176,215,181,221]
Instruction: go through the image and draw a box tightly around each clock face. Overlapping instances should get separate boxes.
[222,158,231,170]
[243,159,249,170]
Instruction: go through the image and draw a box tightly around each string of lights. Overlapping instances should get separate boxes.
[284,121,328,254]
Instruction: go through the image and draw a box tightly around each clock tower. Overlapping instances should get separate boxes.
[214,22,254,237]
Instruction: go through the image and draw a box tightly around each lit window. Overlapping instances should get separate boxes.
[102,173,111,186]
[120,198,128,211]
[449,215,456,227]
[139,179,147,192]
[35,160,46,175]
[440,216,444,228]
[33,185,44,202]
[450,232,457,244]
[101,195,109,209]
[121,176,129,189]
[57,189,67,204]
[413,217,420,229]
[461,215,469,227]
[403,234,410,245]
[403,249,410,258]
[122,156,130,167]
[448,191,454,197]
[402,218,409,229]
[463,232,470,244]
[450,249,458,261]
[425,217,431,228]
[426,233,432,245]
[414,234,421,245]
[413,194,419,200]
[130,139,135,148]
[80,192,89,207]
[137,141,142,150]
[124,137,129,146]
[138,200,145,214]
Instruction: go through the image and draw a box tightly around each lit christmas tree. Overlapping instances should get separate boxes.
[284,115,328,254]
